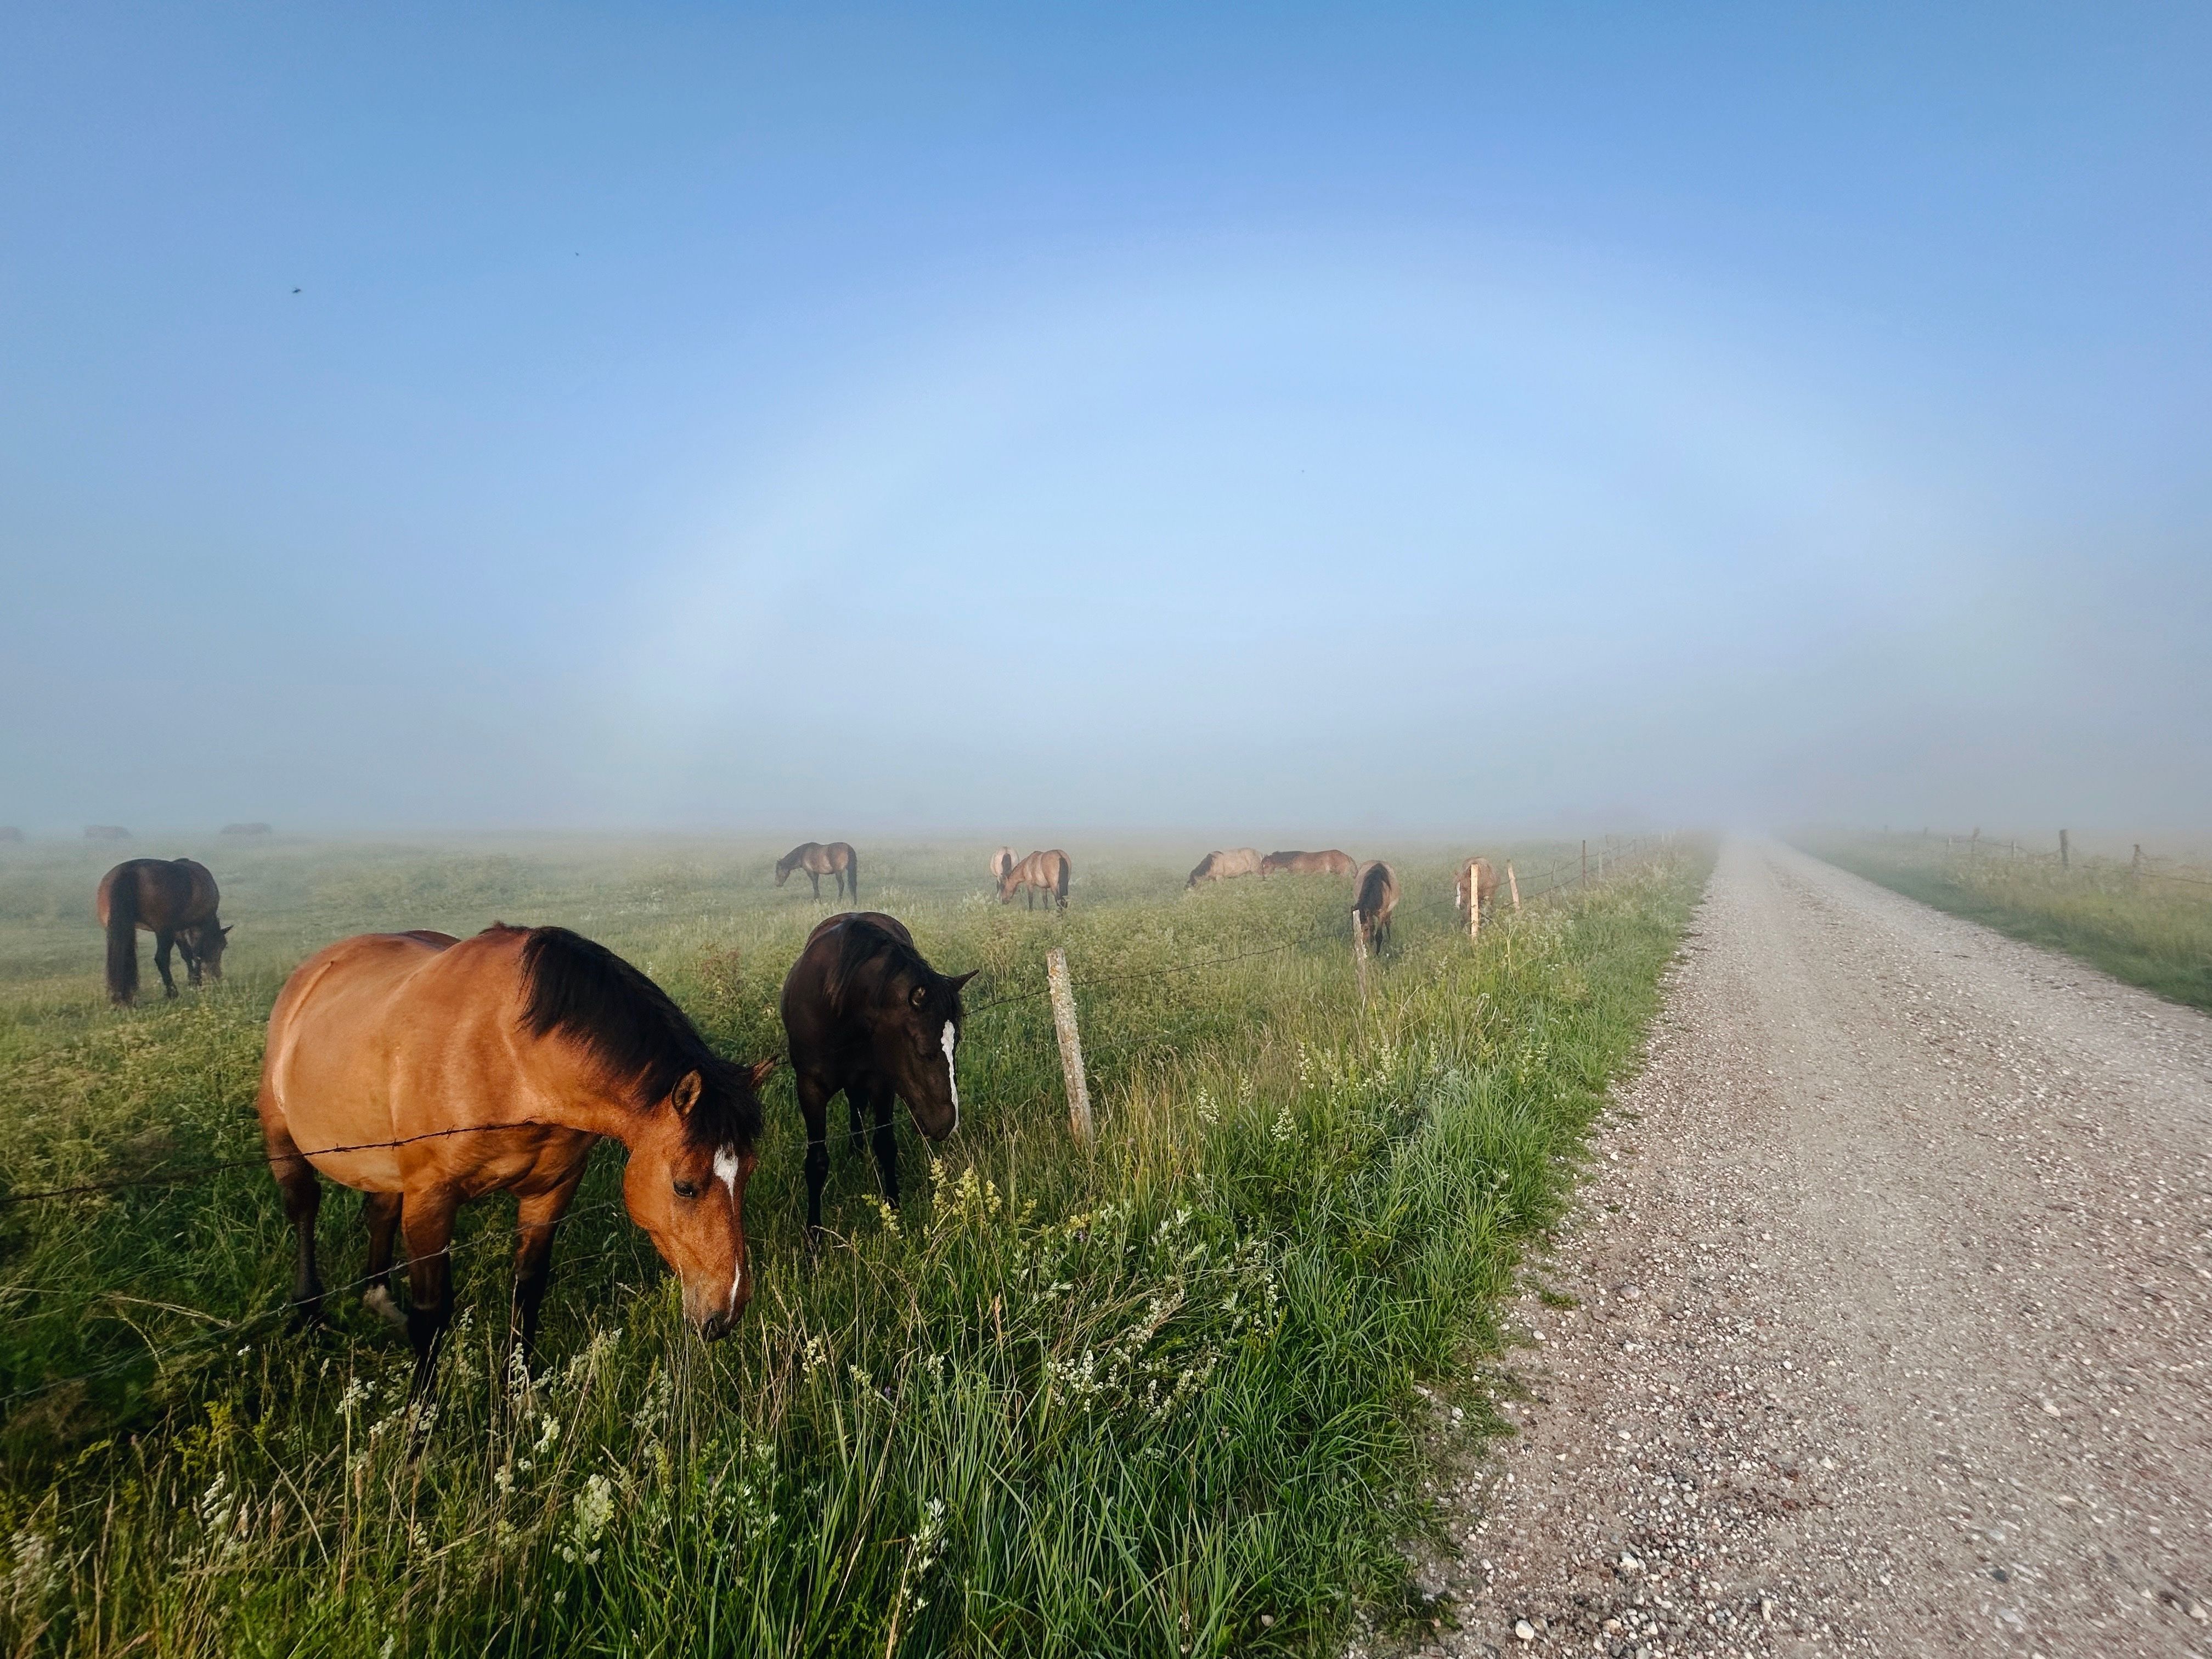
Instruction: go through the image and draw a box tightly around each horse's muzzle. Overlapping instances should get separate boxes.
[698,1310,733,1343]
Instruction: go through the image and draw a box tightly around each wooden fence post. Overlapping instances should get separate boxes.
[1506,861,1520,912]
[2060,829,2070,870]
[2132,843,2143,878]
[1581,839,1589,886]
[1352,914,1369,1004]
[1044,949,1092,1146]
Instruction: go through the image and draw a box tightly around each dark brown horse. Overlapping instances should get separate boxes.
[1454,857,1499,917]
[98,858,228,1005]
[257,923,773,1392]
[1187,848,1263,888]
[780,912,975,1238]
[998,849,1070,911]
[1352,859,1400,953]
[1260,849,1355,877]
[775,841,859,900]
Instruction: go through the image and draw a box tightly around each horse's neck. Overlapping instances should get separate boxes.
[524,1049,654,1143]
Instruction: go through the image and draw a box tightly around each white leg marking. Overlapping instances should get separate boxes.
[941,1020,960,1133]
[363,1284,405,1328]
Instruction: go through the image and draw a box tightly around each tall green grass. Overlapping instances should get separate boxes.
[0,837,1703,1656]
[1803,832,2212,1012]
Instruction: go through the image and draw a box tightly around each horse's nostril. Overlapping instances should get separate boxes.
[700,1311,729,1343]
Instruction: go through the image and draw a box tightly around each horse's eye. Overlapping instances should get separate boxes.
[909,984,928,1008]
[673,1180,700,1200]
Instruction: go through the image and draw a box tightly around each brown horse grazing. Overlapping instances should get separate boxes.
[84,825,131,840]
[1186,848,1263,889]
[775,842,859,901]
[221,822,273,836]
[1259,849,1356,877]
[1454,857,1499,917]
[1351,859,1400,953]
[780,912,977,1239]
[998,849,1070,911]
[98,858,229,1005]
[990,846,1017,888]
[0,826,22,843]
[256,923,773,1392]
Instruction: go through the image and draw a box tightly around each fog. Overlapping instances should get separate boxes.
[3,7,2207,839]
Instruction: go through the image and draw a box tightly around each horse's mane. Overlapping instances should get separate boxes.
[1355,861,1393,912]
[515,926,763,1147]
[825,915,935,1015]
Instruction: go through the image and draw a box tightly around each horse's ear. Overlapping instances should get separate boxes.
[949,969,979,992]
[221,924,234,937]
[670,1070,703,1117]
[747,1056,779,1092]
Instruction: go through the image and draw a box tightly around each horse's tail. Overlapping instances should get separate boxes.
[846,847,859,899]
[105,874,140,1004]
[1055,855,1070,902]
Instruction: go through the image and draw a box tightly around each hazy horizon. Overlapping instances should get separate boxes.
[5,5,2208,836]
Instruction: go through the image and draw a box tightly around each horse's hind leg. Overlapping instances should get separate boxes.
[360,1191,405,1328]
[262,1115,324,1320]
[153,930,180,998]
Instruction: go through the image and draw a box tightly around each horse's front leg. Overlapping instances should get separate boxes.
[509,1171,586,1378]
[867,1084,900,1210]
[153,930,179,998]
[795,1071,833,1246]
[809,871,821,900]
[178,935,202,988]
[399,1184,461,1404]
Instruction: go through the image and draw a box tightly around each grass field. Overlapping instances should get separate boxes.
[0,834,1704,1657]
[1802,831,2212,1013]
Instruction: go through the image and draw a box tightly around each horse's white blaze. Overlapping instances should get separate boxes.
[713,1143,744,1313]
[941,1020,960,1132]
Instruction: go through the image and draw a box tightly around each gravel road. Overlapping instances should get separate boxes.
[1391,839,2212,1658]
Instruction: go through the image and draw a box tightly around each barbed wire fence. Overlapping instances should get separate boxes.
[0,831,1681,1415]
[1875,826,2212,891]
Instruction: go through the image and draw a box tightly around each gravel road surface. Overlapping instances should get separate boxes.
[1391,840,2212,1658]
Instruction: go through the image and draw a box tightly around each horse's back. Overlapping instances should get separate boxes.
[262,929,512,1187]
[95,856,215,928]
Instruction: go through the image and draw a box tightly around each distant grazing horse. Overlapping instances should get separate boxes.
[256,923,774,1394]
[990,846,1017,888]
[1351,859,1400,953]
[1454,857,1500,918]
[84,825,130,840]
[98,857,229,1005]
[998,849,1070,911]
[221,822,273,837]
[0,826,21,843]
[776,842,859,901]
[781,912,977,1238]
[1187,848,1263,889]
[1260,849,1355,877]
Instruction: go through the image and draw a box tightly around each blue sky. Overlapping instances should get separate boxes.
[3,3,2207,834]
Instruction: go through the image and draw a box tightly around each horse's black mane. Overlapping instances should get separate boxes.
[825,915,940,1015]
[1355,861,1393,912]
[515,926,763,1147]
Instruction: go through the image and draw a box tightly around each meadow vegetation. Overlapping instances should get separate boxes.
[0,834,1703,1656]
[1803,831,2212,1013]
